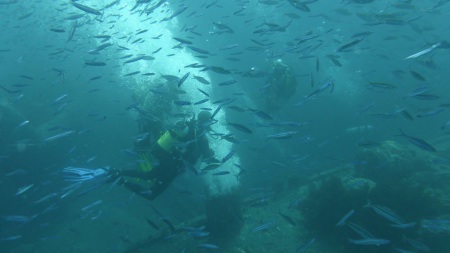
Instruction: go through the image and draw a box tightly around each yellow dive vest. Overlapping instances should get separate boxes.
[139,153,153,172]
[133,152,154,183]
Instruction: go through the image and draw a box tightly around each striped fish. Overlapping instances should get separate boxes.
[348,238,390,246]
[364,200,405,225]
[397,129,436,152]
[251,221,274,232]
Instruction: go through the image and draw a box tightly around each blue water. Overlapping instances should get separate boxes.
[1,0,450,252]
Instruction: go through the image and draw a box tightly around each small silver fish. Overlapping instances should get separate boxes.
[15,184,34,196]
[404,42,441,60]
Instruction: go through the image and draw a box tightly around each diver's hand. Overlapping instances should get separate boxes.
[205,157,220,164]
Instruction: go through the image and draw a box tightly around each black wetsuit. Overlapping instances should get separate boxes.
[119,119,213,200]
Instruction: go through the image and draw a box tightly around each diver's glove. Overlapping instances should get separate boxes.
[204,156,220,164]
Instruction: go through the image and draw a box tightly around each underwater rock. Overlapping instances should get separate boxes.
[354,140,429,183]
[205,192,243,239]
[342,176,376,191]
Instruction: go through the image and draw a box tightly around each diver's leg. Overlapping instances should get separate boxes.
[122,180,156,201]
[119,169,153,180]
[119,165,174,200]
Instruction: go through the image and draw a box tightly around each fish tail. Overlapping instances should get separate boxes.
[396,128,406,137]
[363,199,372,208]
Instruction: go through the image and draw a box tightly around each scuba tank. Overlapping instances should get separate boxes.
[156,121,189,152]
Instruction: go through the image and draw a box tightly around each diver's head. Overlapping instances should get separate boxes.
[197,110,214,131]
[272,59,287,74]
[197,111,212,124]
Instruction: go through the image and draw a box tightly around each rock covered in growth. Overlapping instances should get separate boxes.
[354,140,430,183]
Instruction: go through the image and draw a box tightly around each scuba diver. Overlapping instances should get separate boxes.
[264,59,297,111]
[108,111,215,200]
